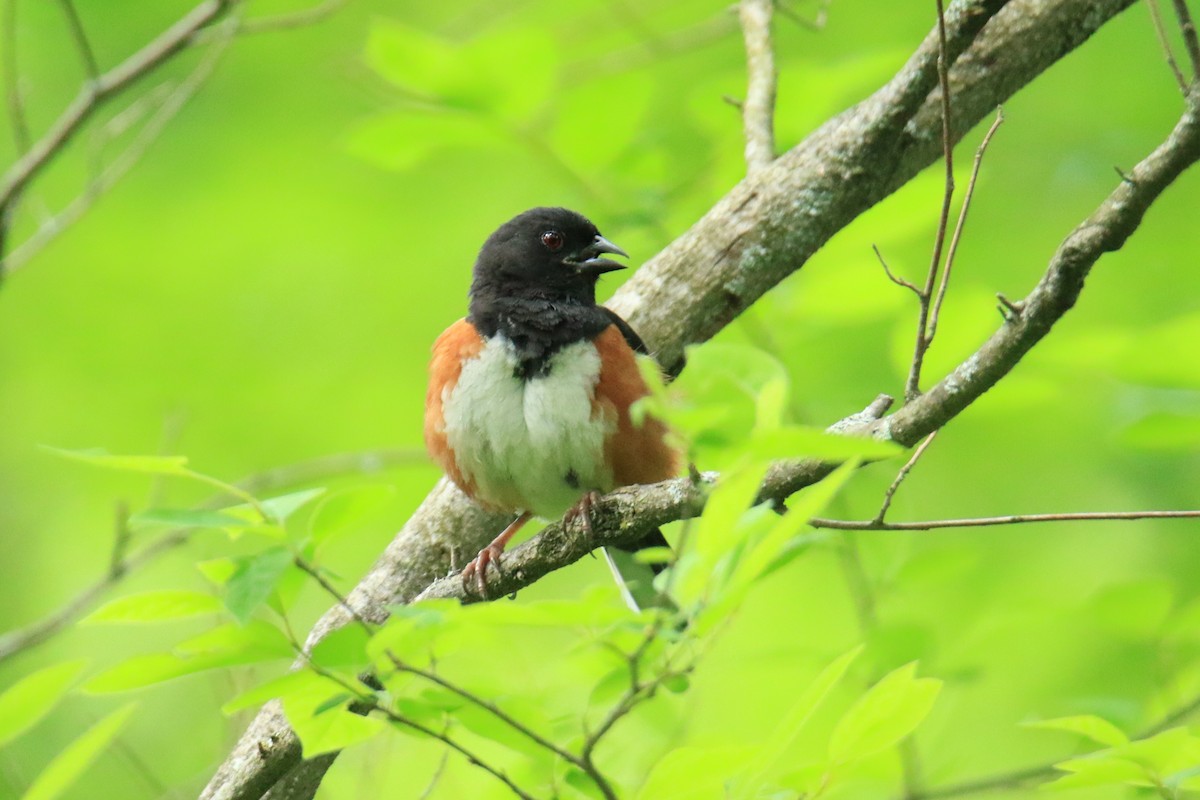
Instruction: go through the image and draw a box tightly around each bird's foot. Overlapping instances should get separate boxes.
[564,490,603,550]
[461,543,506,598]
[460,511,531,599]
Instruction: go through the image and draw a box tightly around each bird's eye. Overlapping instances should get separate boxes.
[540,231,564,251]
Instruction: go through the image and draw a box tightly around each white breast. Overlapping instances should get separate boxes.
[441,335,615,519]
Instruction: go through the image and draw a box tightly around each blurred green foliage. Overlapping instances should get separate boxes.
[2,1,1200,798]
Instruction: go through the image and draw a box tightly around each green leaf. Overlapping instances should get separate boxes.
[127,508,249,532]
[737,645,864,799]
[83,590,223,625]
[746,426,903,461]
[1044,756,1150,791]
[0,660,89,748]
[224,547,294,623]
[310,625,372,670]
[40,446,189,475]
[222,670,332,715]
[734,459,858,589]
[308,484,395,551]
[828,662,942,765]
[672,462,770,608]
[221,488,326,528]
[84,621,292,693]
[1025,715,1129,748]
[20,703,138,800]
[280,678,384,757]
[196,557,237,587]
[636,745,757,800]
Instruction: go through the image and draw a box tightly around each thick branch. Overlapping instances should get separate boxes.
[200,2,1151,798]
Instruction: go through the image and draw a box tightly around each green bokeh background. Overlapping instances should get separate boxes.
[2,1,1199,797]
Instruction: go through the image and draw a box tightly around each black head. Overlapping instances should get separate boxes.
[469,207,628,308]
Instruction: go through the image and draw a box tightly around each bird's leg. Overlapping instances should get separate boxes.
[564,490,603,549]
[461,512,532,598]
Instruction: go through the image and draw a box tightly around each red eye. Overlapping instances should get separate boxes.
[541,231,564,251]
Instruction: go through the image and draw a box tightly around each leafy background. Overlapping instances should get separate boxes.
[1,0,1199,798]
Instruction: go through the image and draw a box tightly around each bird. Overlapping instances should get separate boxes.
[424,207,680,598]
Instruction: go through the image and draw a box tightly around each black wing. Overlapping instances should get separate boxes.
[599,306,685,379]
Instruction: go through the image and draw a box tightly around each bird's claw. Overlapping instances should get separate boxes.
[461,543,506,598]
[564,490,602,550]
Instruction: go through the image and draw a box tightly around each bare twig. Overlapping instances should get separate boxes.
[58,0,102,81]
[1171,0,1200,80]
[1147,0,1190,93]
[926,107,1004,342]
[0,0,237,216]
[0,17,237,276]
[776,0,831,31]
[738,0,777,174]
[1,0,28,152]
[905,0,957,403]
[1,0,28,259]
[240,0,345,35]
[0,448,420,666]
[875,243,922,297]
[415,748,449,800]
[293,556,377,637]
[873,430,938,524]
[383,652,619,800]
[811,509,1200,531]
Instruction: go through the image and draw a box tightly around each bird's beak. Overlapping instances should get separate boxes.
[571,234,629,276]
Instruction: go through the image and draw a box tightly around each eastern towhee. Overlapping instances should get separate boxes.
[424,207,680,597]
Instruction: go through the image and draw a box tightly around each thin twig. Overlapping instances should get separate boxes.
[775,0,831,31]
[240,0,345,35]
[738,0,777,174]
[293,556,376,637]
[384,652,619,800]
[0,14,237,276]
[298,659,540,800]
[0,0,28,260]
[926,107,1004,343]
[0,0,237,215]
[875,243,922,297]
[0,448,420,666]
[904,690,1200,799]
[58,0,102,81]
[1147,0,1190,93]
[1171,0,1200,80]
[110,501,132,577]
[416,747,449,800]
[811,509,1200,531]
[905,0,956,403]
[873,430,938,524]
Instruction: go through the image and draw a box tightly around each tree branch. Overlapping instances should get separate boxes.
[0,0,237,220]
[0,448,419,666]
[812,509,1200,531]
[738,0,777,174]
[1171,0,1200,79]
[199,2,1158,797]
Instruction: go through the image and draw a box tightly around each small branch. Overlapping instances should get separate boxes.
[1,18,238,276]
[110,501,132,577]
[1,0,28,152]
[905,0,957,403]
[384,652,619,800]
[738,0,777,174]
[926,107,1004,343]
[239,0,345,35]
[1147,0,1190,93]
[811,509,1200,531]
[0,448,419,666]
[293,556,376,637]
[0,0,237,219]
[1171,0,1200,80]
[58,0,102,82]
[875,243,922,297]
[873,430,938,524]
